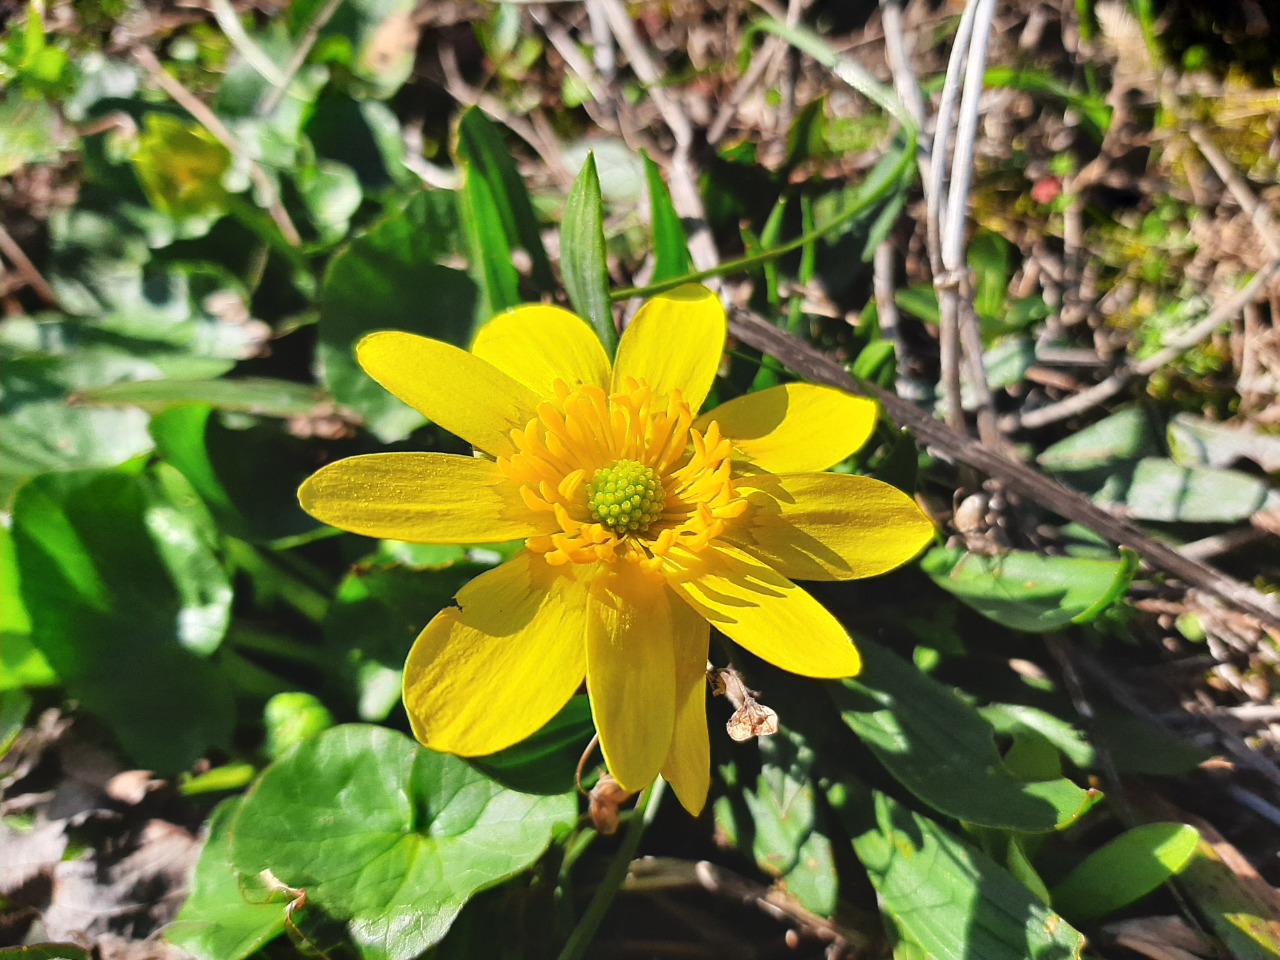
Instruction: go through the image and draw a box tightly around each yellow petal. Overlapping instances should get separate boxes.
[471,304,611,401]
[727,473,934,581]
[403,551,587,756]
[613,284,725,412]
[660,597,711,816]
[667,544,862,679]
[299,453,547,543]
[358,332,541,457]
[586,569,677,793]
[697,384,878,472]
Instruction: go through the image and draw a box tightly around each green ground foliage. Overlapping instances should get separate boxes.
[2,1,1278,958]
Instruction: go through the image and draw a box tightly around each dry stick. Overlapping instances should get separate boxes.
[925,0,978,432]
[0,225,60,308]
[130,45,302,247]
[879,0,927,130]
[939,0,1004,450]
[257,0,345,116]
[727,306,1280,632]
[1014,257,1280,430]
[594,0,720,274]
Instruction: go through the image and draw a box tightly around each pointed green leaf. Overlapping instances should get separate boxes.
[1051,823,1200,925]
[847,792,1085,960]
[461,161,521,316]
[560,153,615,352]
[921,547,1136,632]
[642,151,691,284]
[456,107,556,292]
[831,640,1096,832]
[76,377,333,418]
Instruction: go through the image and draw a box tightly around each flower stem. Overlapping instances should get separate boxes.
[555,779,665,960]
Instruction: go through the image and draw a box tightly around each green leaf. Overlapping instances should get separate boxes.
[166,798,289,960]
[0,526,55,690]
[472,695,595,795]
[831,640,1096,832]
[318,196,479,441]
[642,151,691,285]
[733,730,838,916]
[1103,457,1278,524]
[0,945,91,960]
[894,284,939,325]
[76,377,334,418]
[1050,822,1200,924]
[847,792,1085,960]
[461,162,521,317]
[920,547,1135,632]
[968,230,1011,322]
[1037,406,1161,472]
[455,107,556,292]
[1168,413,1280,472]
[11,469,234,772]
[560,153,615,353]
[230,725,576,960]
[0,352,156,504]
[130,113,232,221]
[150,405,318,543]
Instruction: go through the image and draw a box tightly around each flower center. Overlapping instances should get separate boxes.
[497,378,747,575]
[587,459,666,533]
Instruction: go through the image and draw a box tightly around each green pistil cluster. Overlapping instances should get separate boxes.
[586,459,665,533]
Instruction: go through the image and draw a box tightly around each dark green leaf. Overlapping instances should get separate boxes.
[831,640,1096,832]
[642,151,691,285]
[968,230,1011,321]
[166,798,289,960]
[456,107,556,291]
[0,945,91,960]
[560,153,615,353]
[12,469,234,772]
[472,695,594,795]
[1037,407,1161,472]
[847,792,1085,960]
[1104,457,1277,523]
[461,162,521,316]
[1051,823,1199,924]
[318,197,479,441]
[230,725,576,960]
[920,547,1135,632]
[150,405,318,542]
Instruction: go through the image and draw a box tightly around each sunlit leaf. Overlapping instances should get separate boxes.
[1051,823,1200,924]
[560,153,615,353]
[230,725,576,960]
[832,640,1096,832]
[11,468,234,772]
[920,547,1136,632]
[846,792,1085,960]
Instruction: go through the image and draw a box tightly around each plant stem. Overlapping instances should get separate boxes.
[555,779,665,960]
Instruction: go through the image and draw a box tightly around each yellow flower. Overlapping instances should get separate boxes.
[299,284,933,815]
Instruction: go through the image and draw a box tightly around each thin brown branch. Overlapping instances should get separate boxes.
[728,306,1280,633]
[0,225,60,308]
[256,0,345,116]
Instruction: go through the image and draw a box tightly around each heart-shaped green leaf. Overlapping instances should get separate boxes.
[230,725,576,960]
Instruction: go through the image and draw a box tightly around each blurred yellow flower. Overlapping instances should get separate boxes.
[299,284,932,814]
